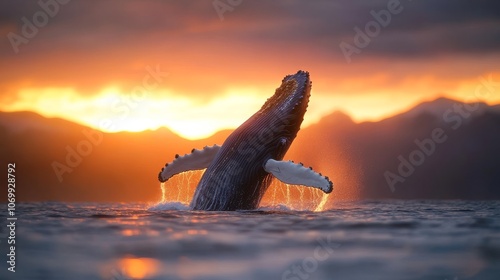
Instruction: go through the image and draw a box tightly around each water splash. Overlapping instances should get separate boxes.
[149,170,203,210]
[148,201,189,211]
[263,180,330,211]
[149,182,189,210]
[160,182,166,203]
[152,170,331,211]
[314,193,329,212]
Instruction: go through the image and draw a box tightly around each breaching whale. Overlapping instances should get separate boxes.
[158,70,333,210]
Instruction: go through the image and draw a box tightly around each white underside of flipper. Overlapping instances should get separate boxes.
[159,145,221,182]
[264,159,333,193]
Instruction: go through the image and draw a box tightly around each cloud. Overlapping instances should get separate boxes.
[0,0,499,103]
[2,0,499,55]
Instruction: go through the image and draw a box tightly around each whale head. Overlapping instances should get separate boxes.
[239,70,311,159]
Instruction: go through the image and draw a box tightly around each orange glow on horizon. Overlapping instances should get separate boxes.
[1,71,499,140]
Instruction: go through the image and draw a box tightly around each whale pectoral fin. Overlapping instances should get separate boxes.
[264,159,333,193]
[158,145,221,182]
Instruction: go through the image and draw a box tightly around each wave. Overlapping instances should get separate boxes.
[147,201,190,211]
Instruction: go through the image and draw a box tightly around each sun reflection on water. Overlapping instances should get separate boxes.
[119,256,159,279]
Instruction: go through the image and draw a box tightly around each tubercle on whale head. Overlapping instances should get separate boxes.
[256,70,311,140]
[259,70,311,116]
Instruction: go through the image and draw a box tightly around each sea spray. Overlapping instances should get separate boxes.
[153,171,328,211]
[160,182,166,203]
[148,201,189,211]
[314,194,329,212]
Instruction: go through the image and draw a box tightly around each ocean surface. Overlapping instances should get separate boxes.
[1,200,500,280]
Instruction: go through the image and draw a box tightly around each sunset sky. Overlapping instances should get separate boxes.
[1,0,499,139]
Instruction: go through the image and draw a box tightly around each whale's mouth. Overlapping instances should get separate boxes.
[259,70,311,118]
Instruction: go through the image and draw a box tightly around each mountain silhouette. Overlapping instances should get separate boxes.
[1,97,499,202]
[293,97,500,199]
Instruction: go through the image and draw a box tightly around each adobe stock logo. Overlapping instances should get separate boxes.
[339,0,404,63]
[51,64,169,183]
[51,129,103,183]
[281,234,340,280]
[212,0,242,21]
[385,74,500,192]
[7,0,71,54]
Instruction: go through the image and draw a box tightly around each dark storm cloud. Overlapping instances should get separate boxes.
[0,1,216,55]
[229,0,500,57]
[1,0,499,58]
[331,0,500,57]
[0,0,499,97]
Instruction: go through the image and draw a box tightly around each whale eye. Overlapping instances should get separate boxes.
[280,137,288,146]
